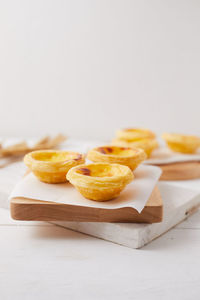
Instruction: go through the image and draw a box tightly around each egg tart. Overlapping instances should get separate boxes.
[111,138,158,158]
[162,133,200,154]
[67,163,134,201]
[116,128,155,141]
[24,150,85,183]
[87,146,146,171]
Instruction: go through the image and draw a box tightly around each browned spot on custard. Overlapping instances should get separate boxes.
[97,147,113,154]
[105,147,113,153]
[97,147,107,154]
[78,168,91,176]
[74,154,82,161]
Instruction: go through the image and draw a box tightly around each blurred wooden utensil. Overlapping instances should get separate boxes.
[0,134,67,162]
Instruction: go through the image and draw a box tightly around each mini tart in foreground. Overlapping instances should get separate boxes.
[87,146,146,171]
[67,163,134,201]
[162,133,200,154]
[24,150,85,183]
[111,138,158,158]
[116,128,155,141]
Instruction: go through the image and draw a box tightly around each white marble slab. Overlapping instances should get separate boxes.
[53,183,200,248]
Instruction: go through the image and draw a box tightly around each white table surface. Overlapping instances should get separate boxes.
[0,207,200,300]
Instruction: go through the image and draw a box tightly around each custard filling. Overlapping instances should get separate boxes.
[31,151,81,163]
[76,164,124,178]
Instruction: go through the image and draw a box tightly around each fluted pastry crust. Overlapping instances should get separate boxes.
[111,138,158,158]
[67,162,134,201]
[87,146,146,171]
[116,128,155,141]
[162,133,200,154]
[24,150,85,183]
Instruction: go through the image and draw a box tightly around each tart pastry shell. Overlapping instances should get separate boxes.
[111,138,158,158]
[116,128,155,141]
[87,146,146,171]
[24,150,85,183]
[67,163,134,201]
[162,133,200,154]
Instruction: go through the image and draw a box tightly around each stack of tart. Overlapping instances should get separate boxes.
[111,128,159,158]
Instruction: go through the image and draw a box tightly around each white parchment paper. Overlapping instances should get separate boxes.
[10,164,162,213]
[145,147,200,165]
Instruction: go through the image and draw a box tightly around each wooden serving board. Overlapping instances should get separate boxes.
[159,161,200,181]
[10,186,163,223]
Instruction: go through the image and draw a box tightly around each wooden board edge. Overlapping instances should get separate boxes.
[10,186,163,223]
[158,161,200,181]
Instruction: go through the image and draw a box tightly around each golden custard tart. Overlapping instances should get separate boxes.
[111,138,158,158]
[24,150,85,183]
[162,133,200,154]
[67,163,134,201]
[116,128,155,141]
[87,145,146,171]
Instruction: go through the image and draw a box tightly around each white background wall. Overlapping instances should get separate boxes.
[0,0,200,141]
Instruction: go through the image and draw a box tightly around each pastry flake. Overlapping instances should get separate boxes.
[67,162,134,201]
[87,145,146,171]
[24,150,85,183]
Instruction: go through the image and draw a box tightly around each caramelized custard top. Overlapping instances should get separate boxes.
[97,147,113,154]
[76,164,124,177]
[77,167,91,176]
